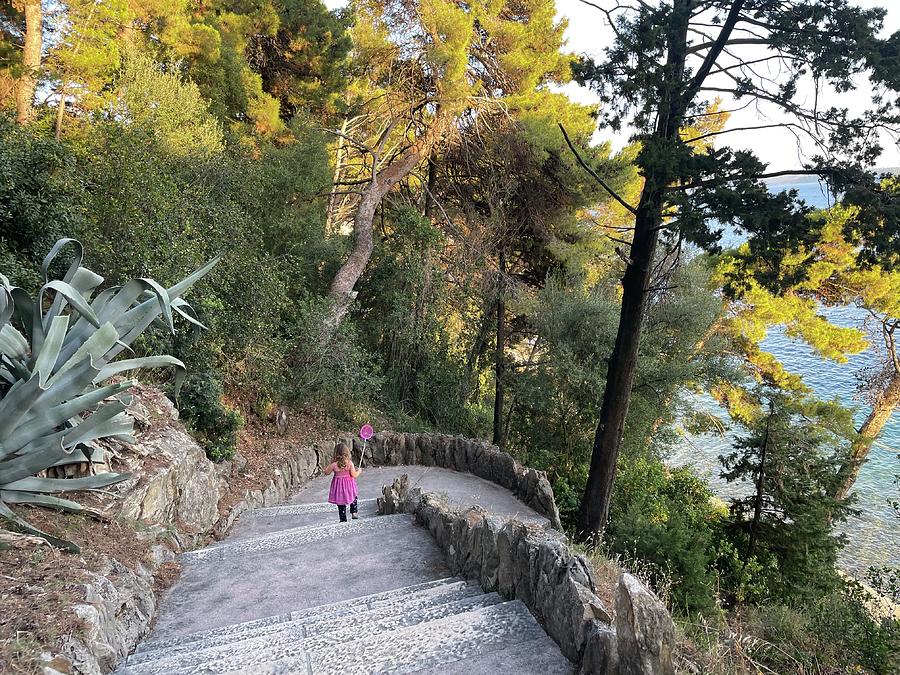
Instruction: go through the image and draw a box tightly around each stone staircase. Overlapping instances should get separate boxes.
[116,471,575,674]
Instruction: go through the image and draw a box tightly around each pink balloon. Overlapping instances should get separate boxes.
[360,424,374,440]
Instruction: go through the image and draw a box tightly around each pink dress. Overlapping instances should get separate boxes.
[328,463,359,506]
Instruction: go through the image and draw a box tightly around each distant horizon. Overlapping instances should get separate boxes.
[764,166,900,187]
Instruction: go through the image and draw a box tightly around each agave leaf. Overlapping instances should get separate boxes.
[172,298,208,330]
[3,381,134,455]
[0,499,79,552]
[3,472,130,493]
[64,279,168,364]
[39,357,101,406]
[47,447,89,466]
[40,238,84,325]
[0,323,29,360]
[0,365,16,385]
[0,436,74,485]
[94,355,185,383]
[33,280,100,354]
[168,254,222,299]
[33,315,69,386]
[1,490,108,522]
[40,237,83,283]
[62,401,132,449]
[138,278,175,334]
[0,376,44,443]
[9,286,34,341]
[0,286,13,326]
[69,266,104,299]
[53,321,118,380]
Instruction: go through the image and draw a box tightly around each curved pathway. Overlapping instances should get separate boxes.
[116,466,574,674]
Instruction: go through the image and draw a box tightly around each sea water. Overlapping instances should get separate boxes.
[668,175,900,574]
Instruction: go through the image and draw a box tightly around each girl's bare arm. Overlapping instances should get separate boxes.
[324,463,334,475]
[350,463,361,478]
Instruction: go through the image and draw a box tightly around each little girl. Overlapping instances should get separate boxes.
[324,442,360,522]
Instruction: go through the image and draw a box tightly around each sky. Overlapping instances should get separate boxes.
[555,0,900,169]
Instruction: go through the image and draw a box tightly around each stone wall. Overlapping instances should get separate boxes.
[338,430,562,529]
[379,477,676,675]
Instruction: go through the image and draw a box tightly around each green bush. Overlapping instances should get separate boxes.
[607,456,725,614]
[177,371,244,462]
[282,294,383,417]
[739,586,899,674]
[0,116,83,291]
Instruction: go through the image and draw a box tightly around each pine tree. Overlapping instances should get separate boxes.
[721,388,856,601]
[570,0,900,537]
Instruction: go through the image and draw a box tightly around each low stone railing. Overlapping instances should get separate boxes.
[338,431,562,529]
[379,476,676,675]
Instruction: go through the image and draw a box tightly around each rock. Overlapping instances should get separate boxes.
[581,620,619,675]
[615,573,676,675]
[58,558,158,674]
[417,434,435,466]
[377,474,410,515]
[479,516,505,591]
[117,424,219,534]
[232,452,248,473]
[491,452,518,491]
[274,408,288,435]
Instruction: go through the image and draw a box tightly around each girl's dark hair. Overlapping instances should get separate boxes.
[333,442,351,469]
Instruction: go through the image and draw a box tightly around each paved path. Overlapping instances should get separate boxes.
[116,466,574,674]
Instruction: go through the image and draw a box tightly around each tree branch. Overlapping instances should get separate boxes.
[558,123,638,216]
[685,37,770,56]
[683,1,748,103]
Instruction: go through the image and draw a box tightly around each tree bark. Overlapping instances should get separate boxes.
[325,137,431,329]
[325,118,349,233]
[15,0,42,125]
[493,248,506,448]
[576,0,694,538]
[747,404,772,560]
[833,370,900,501]
[55,82,67,140]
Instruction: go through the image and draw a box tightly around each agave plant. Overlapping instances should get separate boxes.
[0,239,218,551]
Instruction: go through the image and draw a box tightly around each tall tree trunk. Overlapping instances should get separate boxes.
[493,248,506,448]
[465,296,497,382]
[576,0,696,537]
[748,404,773,560]
[55,82,67,140]
[325,118,350,233]
[325,137,431,329]
[834,370,900,500]
[15,0,42,125]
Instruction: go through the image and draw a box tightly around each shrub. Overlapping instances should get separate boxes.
[607,456,725,614]
[176,371,244,462]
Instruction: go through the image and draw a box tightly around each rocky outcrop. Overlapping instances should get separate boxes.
[112,385,220,537]
[55,547,176,675]
[615,573,676,675]
[379,477,676,675]
[347,431,562,529]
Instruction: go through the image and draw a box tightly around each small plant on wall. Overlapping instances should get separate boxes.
[0,238,218,551]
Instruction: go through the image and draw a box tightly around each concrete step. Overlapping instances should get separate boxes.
[410,634,576,674]
[251,498,379,518]
[134,576,473,656]
[234,600,548,674]
[120,593,505,674]
[228,498,381,538]
[180,513,411,564]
